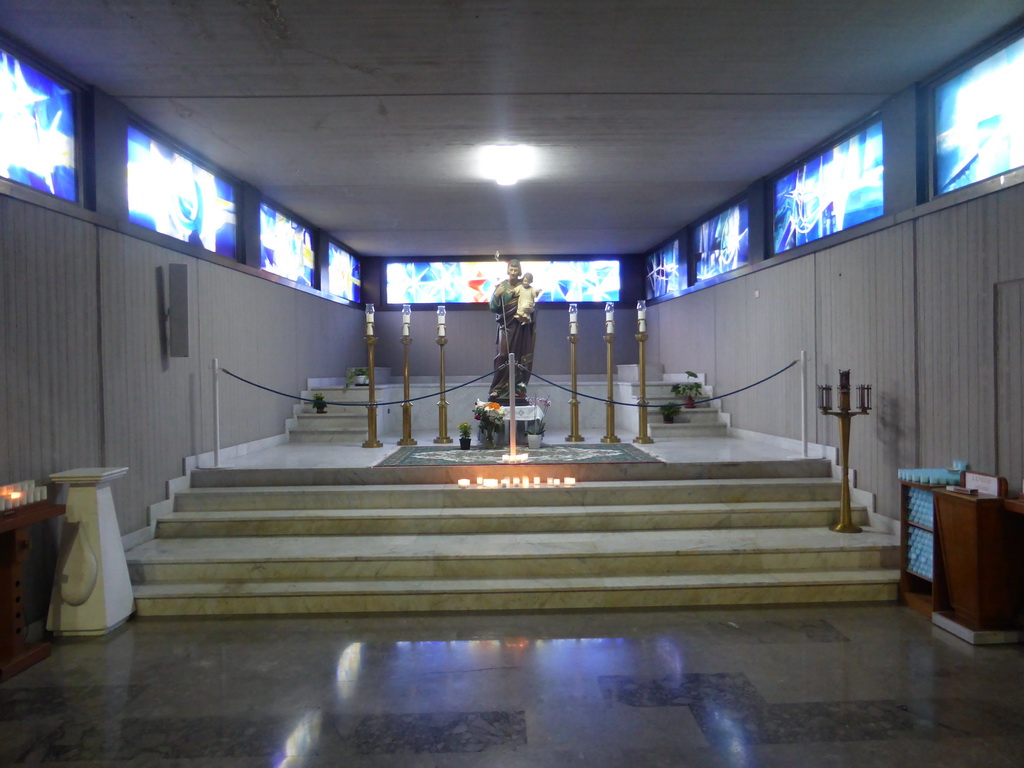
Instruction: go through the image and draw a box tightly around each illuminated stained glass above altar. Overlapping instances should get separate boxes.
[385,260,620,304]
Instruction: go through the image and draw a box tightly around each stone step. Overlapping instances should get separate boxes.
[172,478,845,512]
[288,430,367,444]
[132,569,899,616]
[649,409,723,425]
[649,423,729,437]
[189,458,835,488]
[293,413,365,428]
[156,500,868,538]
[126,526,897,583]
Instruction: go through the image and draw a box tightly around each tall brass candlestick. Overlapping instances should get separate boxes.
[634,331,653,444]
[434,336,452,444]
[817,369,872,533]
[362,336,383,448]
[601,332,620,443]
[398,336,417,446]
[565,333,583,442]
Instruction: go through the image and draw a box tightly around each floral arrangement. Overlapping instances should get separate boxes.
[473,402,504,444]
[525,395,550,434]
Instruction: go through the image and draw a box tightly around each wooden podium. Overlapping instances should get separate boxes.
[932,472,1024,634]
[1,500,65,681]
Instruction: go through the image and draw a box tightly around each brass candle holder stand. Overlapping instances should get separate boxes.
[601,332,620,444]
[634,331,653,444]
[565,333,583,442]
[817,369,872,533]
[434,336,452,444]
[398,336,417,446]
[361,336,383,448]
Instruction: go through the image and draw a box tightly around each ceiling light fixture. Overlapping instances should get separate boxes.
[479,144,537,186]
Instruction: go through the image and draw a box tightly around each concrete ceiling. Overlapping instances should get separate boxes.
[2,0,1022,258]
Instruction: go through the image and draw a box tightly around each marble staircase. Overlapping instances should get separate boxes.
[289,387,369,443]
[127,458,899,616]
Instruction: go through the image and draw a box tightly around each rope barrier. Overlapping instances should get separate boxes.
[220,358,798,411]
[521,359,799,408]
[219,365,506,408]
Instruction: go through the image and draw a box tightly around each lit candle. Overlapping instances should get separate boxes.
[476,477,484,486]
[437,305,446,338]
[10,491,22,506]
[484,478,499,488]
[457,478,471,488]
[365,303,375,336]
[521,476,529,486]
[564,477,576,486]
[569,303,578,336]
[534,476,541,485]
[604,302,614,334]
[402,304,411,337]
[637,300,647,333]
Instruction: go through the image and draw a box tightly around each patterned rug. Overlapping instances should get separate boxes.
[376,443,661,467]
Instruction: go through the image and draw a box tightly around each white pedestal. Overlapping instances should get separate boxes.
[46,467,134,636]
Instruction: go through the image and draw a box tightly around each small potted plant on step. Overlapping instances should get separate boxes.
[659,403,682,423]
[671,371,703,409]
[312,392,328,414]
[458,422,472,450]
[346,367,370,388]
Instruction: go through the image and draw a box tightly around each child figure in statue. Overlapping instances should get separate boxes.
[514,272,541,324]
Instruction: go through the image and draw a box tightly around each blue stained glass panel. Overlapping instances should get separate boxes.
[935,35,1024,195]
[127,126,236,259]
[259,203,314,286]
[773,121,883,254]
[645,241,682,300]
[0,48,76,201]
[695,202,749,282]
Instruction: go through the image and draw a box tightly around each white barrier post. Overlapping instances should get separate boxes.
[213,358,221,468]
[800,350,808,458]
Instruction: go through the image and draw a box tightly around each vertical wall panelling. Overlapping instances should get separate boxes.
[996,281,1024,496]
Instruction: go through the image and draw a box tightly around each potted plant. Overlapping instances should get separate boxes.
[458,422,472,450]
[524,417,546,449]
[346,367,370,388]
[659,403,682,423]
[671,371,703,409]
[312,392,327,414]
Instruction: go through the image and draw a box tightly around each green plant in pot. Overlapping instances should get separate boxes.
[458,422,472,449]
[346,367,370,388]
[671,371,703,408]
[312,392,327,414]
[524,417,546,448]
[659,403,682,423]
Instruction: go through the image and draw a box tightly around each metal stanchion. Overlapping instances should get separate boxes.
[362,337,383,448]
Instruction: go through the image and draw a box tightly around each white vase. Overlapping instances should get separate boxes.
[527,434,542,450]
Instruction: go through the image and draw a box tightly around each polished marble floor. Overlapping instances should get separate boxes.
[3,604,1024,766]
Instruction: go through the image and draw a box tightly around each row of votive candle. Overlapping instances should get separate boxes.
[1,480,47,512]
[457,477,577,488]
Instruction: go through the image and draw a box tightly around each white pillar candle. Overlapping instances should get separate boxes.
[438,324,446,337]
[564,477,576,486]
[458,478,470,488]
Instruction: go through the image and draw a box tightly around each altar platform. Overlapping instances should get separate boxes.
[126,430,900,617]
